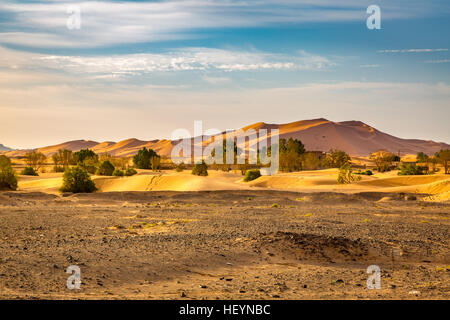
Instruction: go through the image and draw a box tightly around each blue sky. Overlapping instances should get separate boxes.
[0,0,449,148]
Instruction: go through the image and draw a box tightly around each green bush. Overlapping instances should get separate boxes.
[398,164,424,176]
[133,147,158,169]
[21,166,38,176]
[125,168,138,176]
[355,169,373,176]
[0,155,17,190]
[192,161,208,176]
[337,164,361,184]
[243,169,261,182]
[175,163,185,172]
[96,160,115,176]
[113,169,124,177]
[60,166,97,193]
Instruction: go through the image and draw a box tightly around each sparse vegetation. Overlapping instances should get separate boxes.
[324,149,350,168]
[355,169,373,176]
[278,138,305,172]
[398,163,425,176]
[60,166,97,193]
[0,155,17,190]
[133,147,159,170]
[96,160,115,176]
[175,163,185,172]
[192,161,208,176]
[243,169,261,182]
[113,169,124,177]
[52,149,73,172]
[74,149,99,174]
[370,150,398,172]
[125,168,138,176]
[436,149,450,174]
[21,166,38,176]
[24,150,46,171]
[337,164,362,184]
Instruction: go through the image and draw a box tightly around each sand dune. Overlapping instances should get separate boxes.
[3,118,449,158]
[16,169,450,201]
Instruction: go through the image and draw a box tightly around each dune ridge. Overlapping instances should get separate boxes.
[3,118,449,158]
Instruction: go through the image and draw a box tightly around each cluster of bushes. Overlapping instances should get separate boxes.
[192,161,208,176]
[133,147,160,171]
[398,164,425,176]
[337,164,362,184]
[243,169,261,182]
[21,166,38,176]
[355,169,373,176]
[0,155,17,190]
[60,166,97,193]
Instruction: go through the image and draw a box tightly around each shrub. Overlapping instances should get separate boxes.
[0,155,17,190]
[24,151,46,171]
[21,166,38,176]
[96,160,115,176]
[192,161,208,176]
[398,164,424,176]
[355,169,373,176]
[337,164,361,184]
[243,169,261,182]
[324,149,351,168]
[133,147,158,169]
[125,168,138,176]
[113,169,124,177]
[60,166,97,193]
[73,149,98,164]
[175,163,185,172]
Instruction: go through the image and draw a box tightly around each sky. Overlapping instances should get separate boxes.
[0,0,449,149]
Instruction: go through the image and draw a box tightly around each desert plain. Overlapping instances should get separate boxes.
[0,168,449,300]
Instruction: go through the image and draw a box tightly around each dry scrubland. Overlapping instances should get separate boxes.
[0,169,449,299]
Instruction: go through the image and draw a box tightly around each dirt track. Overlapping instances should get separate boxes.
[0,190,448,299]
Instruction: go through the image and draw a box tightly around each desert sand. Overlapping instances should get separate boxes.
[16,169,450,201]
[0,188,448,300]
[0,168,448,300]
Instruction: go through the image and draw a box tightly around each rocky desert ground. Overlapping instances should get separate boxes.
[0,182,448,299]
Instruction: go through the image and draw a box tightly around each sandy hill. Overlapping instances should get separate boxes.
[3,119,449,158]
[0,144,13,152]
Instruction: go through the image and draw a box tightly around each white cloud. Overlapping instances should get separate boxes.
[359,64,380,68]
[378,49,448,53]
[425,59,450,64]
[0,0,443,49]
[29,48,334,75]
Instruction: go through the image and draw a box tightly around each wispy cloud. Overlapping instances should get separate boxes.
[0,0,446,49]
[359,64,380,68]
[32,48,335,76]
[378,49,448,53]
[425,59,450,63]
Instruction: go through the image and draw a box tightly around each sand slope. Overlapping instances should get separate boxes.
[16,169,450,201]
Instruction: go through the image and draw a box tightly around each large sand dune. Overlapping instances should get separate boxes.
[3,118,449,158]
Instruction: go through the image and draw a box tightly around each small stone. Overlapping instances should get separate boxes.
[199,285,207,289]
[180,291,186,298]
[408,290,421,296]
